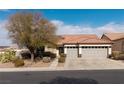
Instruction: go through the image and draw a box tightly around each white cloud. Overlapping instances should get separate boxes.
[51,20,93,35]
[0,20,8,39]
[0,9,10,12]
[51,20,124,37]
[0,20,12,46]
[0,19,124,46]
[96,22,124,34]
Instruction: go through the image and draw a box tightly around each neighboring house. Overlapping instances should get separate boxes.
[0,44,19,52]
[101,33,124,52]
[58,34,112,58]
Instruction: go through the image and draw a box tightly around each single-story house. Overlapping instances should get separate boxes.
[8,33,124,59]
[57,34,112,58]
[101,33,124,52]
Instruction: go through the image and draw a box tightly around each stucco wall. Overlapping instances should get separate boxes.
[101,35,124,52]
[112,39,124,52]
[45,46,59,57]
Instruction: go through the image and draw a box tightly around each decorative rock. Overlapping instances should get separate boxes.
[42,57,51,63]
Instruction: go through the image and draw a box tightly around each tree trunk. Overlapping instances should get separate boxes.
[31,53,35,62]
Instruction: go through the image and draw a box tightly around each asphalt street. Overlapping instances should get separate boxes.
[0,70,124,84]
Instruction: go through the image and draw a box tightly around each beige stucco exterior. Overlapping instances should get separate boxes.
[112,39,124,52]
[45,46,59,57]
[101,35,124,52]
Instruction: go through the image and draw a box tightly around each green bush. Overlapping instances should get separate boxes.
[112,51,124,60]
[50,53,56,59]
[120,51,124,54]
[118,54,124,60]
[0,49,16,63]
[111,51,121,58]
[21,51,31,59]
[13,58,25,67]
[114,54,124,60]
[58,57,65,63]
[60,53,66,57]
[58,53,66,63]
[43,52,56,59]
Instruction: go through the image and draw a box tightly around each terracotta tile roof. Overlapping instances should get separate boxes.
[104,33,124,40]
[58,34,111,44]
[79,38,112,44]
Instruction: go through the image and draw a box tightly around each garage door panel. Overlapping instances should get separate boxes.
[82,47,108,58]
[67,48,78,58]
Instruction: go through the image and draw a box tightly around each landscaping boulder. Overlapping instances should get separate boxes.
[42,57,51,63]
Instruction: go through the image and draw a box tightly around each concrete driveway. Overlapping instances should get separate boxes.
[65,58,124,70]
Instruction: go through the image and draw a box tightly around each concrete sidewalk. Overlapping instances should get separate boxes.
[1,66,124,72]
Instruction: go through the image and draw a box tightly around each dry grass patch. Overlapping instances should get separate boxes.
[24,60,51,67]
[0,62,14,68]
[0,60,51,68]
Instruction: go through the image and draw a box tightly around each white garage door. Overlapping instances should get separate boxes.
[82,46,108,58]
[66,47,78,58]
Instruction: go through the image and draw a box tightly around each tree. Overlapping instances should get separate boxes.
[6,12,58,62]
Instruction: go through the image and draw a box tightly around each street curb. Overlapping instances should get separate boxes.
[1,67,124,72]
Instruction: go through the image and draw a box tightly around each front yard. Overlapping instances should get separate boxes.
[1,49,124,70]
[0,60,51,68]
[0,49,62,68]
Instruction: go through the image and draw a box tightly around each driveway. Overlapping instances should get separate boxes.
[65,58,124,70]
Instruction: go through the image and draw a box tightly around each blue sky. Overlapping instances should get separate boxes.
[0,9,124,46]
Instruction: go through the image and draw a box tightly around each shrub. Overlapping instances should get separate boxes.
[43,52,51,57]
[42,57,51,63]
[111,51,121,58]
[115,54,124,60]
[0,49,16,63]
[58,53,66,63]
[50,53,56,59]
[111,51,124,60]
[118,54,124,60]
[43,52,56,59]
[13,58,25,67]
[35,57,42,62]
[120,51,124,54]
[60,53,66,57]
[58,57,65,63]
[21,51,31,59]
[36,47,44,58]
